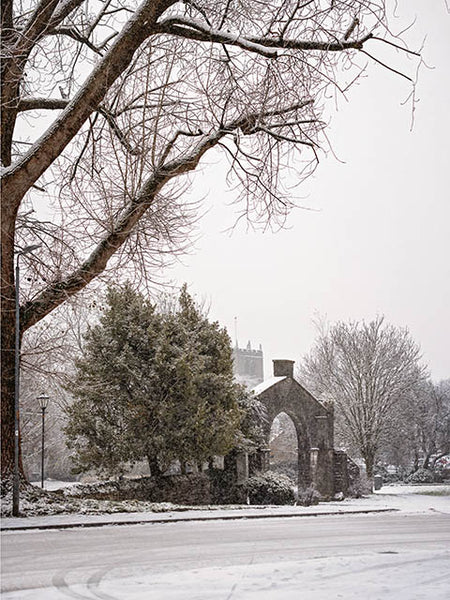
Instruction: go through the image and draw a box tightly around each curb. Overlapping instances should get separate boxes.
[1,508,398,532]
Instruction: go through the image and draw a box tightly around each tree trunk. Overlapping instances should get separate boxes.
[423,451,433,470]
[147,455,161,478]
[362,448,376,481]
[0,228,26,489]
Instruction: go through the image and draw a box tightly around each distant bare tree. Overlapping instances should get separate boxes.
[298,316,426,478]
[16,295,97,481]
[435,379,450,462]
[1,0,420,482]
[403,379,450,470]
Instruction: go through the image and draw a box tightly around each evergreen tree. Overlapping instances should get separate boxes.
[65,284,244,476]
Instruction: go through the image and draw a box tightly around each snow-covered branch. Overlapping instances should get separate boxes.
[18,97,69,111]
[156,15,373,55]
[20,125,230,330]
[156,17,279,58]
[1,0,176,206]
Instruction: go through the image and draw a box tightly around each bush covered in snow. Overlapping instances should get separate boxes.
[0,483,182,518]
[406,468,440,484]
[244,472,295,505]
[297,485,321,506]
[348,473,372,498]
[209,467,246,505]
[0,474,214,517]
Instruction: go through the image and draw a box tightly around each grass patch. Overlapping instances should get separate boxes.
[413,489,450,497]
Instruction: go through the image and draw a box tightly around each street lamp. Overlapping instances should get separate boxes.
[13,243,41,517]
[37,394,50,489]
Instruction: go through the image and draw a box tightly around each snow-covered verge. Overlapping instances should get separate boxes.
[1,481,449,521]
[0,485,181,517]
[0,477,292,519]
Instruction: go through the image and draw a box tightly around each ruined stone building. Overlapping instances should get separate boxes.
[240,359,357,498]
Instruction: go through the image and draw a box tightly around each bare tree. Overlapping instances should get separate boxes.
[15,294,97,481]
[403,379,450,470]
[1,0,419,482]
[379,378,450,474]
[298,316,426,478]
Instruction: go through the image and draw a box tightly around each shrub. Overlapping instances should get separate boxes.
[348,473,372,498]
[298,484,321,506]
[208,467,246,505]
[374,464,408,484]
[245,472,295,505]
[406,468,436,484]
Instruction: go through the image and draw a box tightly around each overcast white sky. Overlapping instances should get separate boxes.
[169,1,450,382]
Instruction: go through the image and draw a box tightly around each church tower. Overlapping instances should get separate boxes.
[232,340,264,389]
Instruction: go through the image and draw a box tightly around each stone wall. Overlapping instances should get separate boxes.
[333,450,349,495]
[70,473,212,505]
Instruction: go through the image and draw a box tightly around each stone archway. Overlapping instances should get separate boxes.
[252,359,335,496]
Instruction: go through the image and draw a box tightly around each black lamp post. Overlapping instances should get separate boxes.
[13,243,41,517]
[37,394,50,489]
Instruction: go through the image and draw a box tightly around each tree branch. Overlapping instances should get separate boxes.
[97,106,143,156]
[1,0,176,208]
[48,0,85,29]
[21,0,61,50]
[47,26,104,55]
[156,17,279,58]
[17,97,69,111]
[20,104,291,329]
[20,126,228,330]
[156,16,374,54]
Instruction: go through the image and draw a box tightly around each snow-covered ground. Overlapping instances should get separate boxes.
[30,479,78,491]
[4,550,449,600]
[372,483,450,513]
[2,502,449,600]
[2,483,449,530]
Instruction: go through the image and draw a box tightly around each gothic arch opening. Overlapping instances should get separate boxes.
[269,412,298,481]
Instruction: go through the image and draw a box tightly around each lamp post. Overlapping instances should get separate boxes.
[37,394,50,489]
[13,244,41,517]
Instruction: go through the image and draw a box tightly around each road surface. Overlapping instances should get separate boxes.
[2,512,450,599]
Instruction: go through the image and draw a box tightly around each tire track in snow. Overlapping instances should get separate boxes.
[52,566,119,600]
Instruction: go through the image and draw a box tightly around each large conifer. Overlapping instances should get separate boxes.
[65,284,244,476]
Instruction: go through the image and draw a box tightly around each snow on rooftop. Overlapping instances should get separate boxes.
[252,376,286,396]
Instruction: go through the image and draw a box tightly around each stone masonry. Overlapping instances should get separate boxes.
[251,359,351,498]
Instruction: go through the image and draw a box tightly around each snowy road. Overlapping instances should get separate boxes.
[2,512,450,599]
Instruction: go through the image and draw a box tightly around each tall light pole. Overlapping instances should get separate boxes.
[37,394,50,489]
[13,244,41,517]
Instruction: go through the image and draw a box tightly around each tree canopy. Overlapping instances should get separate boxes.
[65,283,246,476]
[1,0,420,481]
[299,316,426,478]
[383,378,450,471]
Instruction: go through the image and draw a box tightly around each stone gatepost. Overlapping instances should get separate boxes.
[310,448,319,483]
[235,452,249,484]
[312,415,335,497]
[249,448,271,475]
